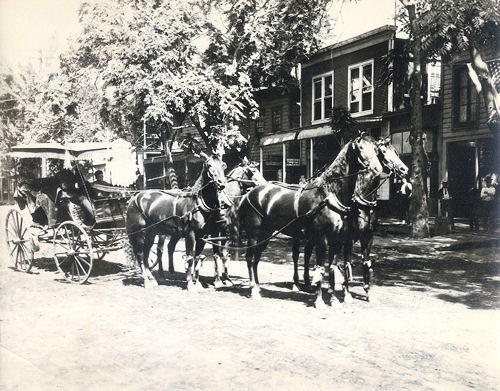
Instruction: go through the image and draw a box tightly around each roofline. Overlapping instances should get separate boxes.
[302,25,397,68]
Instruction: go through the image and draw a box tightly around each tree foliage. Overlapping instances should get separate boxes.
[56,0,332,154]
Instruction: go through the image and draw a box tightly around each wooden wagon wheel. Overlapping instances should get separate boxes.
[5,209,34,272]
[53,221,94,284]
[90,231,120,261]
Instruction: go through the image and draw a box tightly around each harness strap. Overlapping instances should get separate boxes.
[246,195,264,219]
[353,192,377,207]
[324,192,351,215]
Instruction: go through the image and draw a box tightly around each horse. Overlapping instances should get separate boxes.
[341,138,409,303]
[126,152,228,289]
[226,135,383,308]
[154,158,267,288]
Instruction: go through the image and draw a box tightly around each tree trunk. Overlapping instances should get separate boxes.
[407,2,430,238]
[468,44,500,135]
[165,141,179,189]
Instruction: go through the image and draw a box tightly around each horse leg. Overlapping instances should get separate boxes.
[327,240,344,308]
[142,234,158,288]
[342,237,354,304]
[220,247,233,286]
[312,238,327,309]
[362,234,375,302]
[245,237,257,297]
[250,239,268,299]
[292,237,301,292]
[191,238,206,291]
[303,240,314,290]
[184,231,197,291]
[156,234,166,279]
[167,231,180,274]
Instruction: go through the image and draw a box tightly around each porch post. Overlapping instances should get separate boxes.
[309,139,314,177]
[41,157,47,177]
[282,142,287,183]
[259,147,263,174]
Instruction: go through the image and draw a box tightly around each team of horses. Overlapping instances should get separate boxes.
[126,134,409,308]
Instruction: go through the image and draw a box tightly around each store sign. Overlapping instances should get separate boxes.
[286,158,300,166]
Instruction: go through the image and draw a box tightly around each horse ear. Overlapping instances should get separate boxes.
[199,151,209,160]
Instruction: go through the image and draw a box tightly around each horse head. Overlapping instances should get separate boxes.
[376,137,409,178]
[201,152,227,191]
[351,135,383,176]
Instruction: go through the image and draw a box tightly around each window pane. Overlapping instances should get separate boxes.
[470,92,478,121]
[314,79,322,99]
[459,103,468,122]
[350,67,360,101]
[272,109,281,132]
[324,96,333,118]
[402,131,411,154]
[350,101,359,113]
[325,75,332,97]
[314,102,322,120]
[362,92,372,111]
[362,64,372,90]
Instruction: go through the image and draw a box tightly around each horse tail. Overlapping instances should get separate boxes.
[125,193,145,268]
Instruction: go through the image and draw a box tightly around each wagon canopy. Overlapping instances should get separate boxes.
[8,142,116,161]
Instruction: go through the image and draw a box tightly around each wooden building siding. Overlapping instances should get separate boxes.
[301,40,390,126]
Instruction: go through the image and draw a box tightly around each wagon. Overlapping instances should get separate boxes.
[5,142,139,284]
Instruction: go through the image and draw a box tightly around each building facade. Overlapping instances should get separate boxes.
[439,46,499,216]
[248,25,441,211]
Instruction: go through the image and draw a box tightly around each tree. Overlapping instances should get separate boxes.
[399,0,430,238]
[421,0,500,134]
[62,0,332,150]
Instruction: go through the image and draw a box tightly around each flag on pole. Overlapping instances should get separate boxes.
[486,59,500,112]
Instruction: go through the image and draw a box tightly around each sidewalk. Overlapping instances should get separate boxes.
[376,217,499,254]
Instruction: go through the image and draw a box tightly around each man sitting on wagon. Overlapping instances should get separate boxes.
[93,170,111,186]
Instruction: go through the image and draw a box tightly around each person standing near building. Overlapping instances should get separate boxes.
[480,174,496,232]
[438,180,454,229]
[399,177,412,224]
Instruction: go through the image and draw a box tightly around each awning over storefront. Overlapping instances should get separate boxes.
[259,131,298,146]
[297,124,334,140]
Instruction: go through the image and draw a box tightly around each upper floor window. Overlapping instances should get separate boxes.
[348,60,374,116]
[454,66,479,126]
[271,107,282,132]
[312,72,333,122]
[255,108,264,135]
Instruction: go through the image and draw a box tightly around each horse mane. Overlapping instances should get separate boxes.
[312,140,353,194]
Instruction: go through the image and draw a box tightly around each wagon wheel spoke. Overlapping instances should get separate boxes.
[10,244,18,258]
[53,221,94,284]
[18,245,30,271]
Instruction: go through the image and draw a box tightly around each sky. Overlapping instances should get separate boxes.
[0,0,399,72]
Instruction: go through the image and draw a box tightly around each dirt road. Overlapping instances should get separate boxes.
[1,205,499,390]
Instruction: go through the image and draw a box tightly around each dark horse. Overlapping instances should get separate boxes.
[340,138,409,303]
[226,135,383,307]
[152,158,267,288]
[126,152,228,289]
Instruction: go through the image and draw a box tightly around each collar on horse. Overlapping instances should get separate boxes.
[352,192,377,208]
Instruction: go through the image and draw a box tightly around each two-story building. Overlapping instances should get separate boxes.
[248,25,441,210]
[439,47,499,216]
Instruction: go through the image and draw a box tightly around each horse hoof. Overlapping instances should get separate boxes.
[222,278,234,287]
[330,298,342,309]
[214,279,224,289]
[314,298,327,309]
[144,278,158,289]
[251,288,262,300]
[343,292,354,303]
